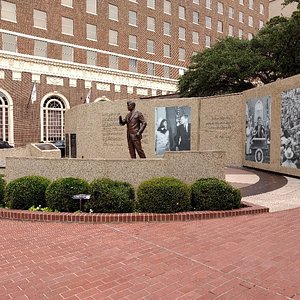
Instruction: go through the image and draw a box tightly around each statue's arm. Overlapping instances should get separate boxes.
[137,112,147,135]
[119,115,126,126]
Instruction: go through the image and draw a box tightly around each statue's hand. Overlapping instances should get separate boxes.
[119,116,123,125]
[136,132,140,138]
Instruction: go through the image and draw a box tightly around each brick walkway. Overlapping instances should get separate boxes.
[1,207,300,299]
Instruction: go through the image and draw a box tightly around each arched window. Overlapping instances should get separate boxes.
[42,95,67,142]
[0,91,13,144]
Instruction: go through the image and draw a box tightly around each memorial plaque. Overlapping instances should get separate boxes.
[101,112,124,147]
[70,133,77,158]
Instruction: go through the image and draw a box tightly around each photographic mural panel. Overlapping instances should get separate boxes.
[155,106,191,155]
[281,87,300,169]
[245,96,271,163]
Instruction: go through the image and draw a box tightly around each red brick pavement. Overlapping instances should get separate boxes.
[1,208,300,299]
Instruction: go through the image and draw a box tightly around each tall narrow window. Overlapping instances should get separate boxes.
[192,31,199,44]
[62,17,73,35]
[147,16,155,31]
[164,66,170,78]
[42,96,67,142]
[129,10,137,26]
[33,10,47,30]
[0,92,11,143]
[205,35,211,48]
[61,0,73,7]
[260,4,264,15]
[87,50,97,65]
[193,11,200,24]
[164,44,171,58]
[164,0,171,14]
[228,25,234,36]
[62,45,73,61]
[129,35,137,50]
[205,16,212,29]
[2,33,17,52]
[147,39,155,53]
[249,0,254,9]
[179,6,186,19]
[229,7,234,19]
[86,0,97,14]
[109,29,118,45]
[86,24,97,40]
[217,21,223,33]
[206,0,212,9]
[163,22,171,36]
[1,1,16,22]
[109,4,118,21]
[109,55,118,69]
[179,48,185,61]
[147,0,155,9]
[129,59,137,72]
[217,2,224,15]
[34,40,47,57]
[147,62,154,75]
[179,27,186,40]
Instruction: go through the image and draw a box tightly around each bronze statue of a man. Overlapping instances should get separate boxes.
[119,100,147,159]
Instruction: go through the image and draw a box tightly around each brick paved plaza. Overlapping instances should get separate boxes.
[1,168,300,300]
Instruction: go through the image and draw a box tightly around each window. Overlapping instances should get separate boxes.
[192,31,199,44]
[239,0,244,4]
[205,35,211,48]
[1,1,16,22]
[62,17,73,35]
[229,7,234,19]
[239,29,243,39]
[147,0,155,9]
[179,27,186,40]
[0,92,12,143]
[193,0,200,4]
[164,44,171,57]
[163,22,171,36]
[34,40,47,57]
[62,45,73,61]
[248,16,253,27]
[147,39,155,53]
[164,0,171,14]
[2,33,17,52]
[129,58,137,72]
[217,21,223,33]
[205,16,212,29]
[147,62,154,76]
[179,48,185,61]
[129,35,137,50]
[249,0,253,9]
[109,4,118,21]
[260,4,264,15]
[86,0,97,14]
[109,55,118,69]
[228,25,234,36]
[248,33,254,40]
[217,2,224,15]
[61,0,73,7]
[42,96,67,142]
[129,10,137,26]
[87,50,97,65]
[147,16,155,31]
[206,0,212,9]
[164,66,170,78]
[239,12,244,23]
[33,10,47,29]
[179,6,186,19]
[86,24,97,40]
[259,20,264,29]
[193,11,200,24]
[109,29,118,45]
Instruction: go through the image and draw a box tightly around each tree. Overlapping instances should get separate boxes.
[179,12,300,98]
[283,0,300,9]
[178,38,262,97]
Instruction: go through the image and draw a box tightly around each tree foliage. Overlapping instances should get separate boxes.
[178,11,300,97]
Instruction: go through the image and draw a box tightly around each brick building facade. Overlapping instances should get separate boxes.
[0,0,268,146]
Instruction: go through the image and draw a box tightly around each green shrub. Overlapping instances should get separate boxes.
[191,178,241,211]
[45,177,90,212]
[137,177,191,213]
[0,174,6,207]
[86,178,135,213]
[4,176,51,210]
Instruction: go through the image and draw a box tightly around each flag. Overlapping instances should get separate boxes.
[85,87,91,103]
[30,82,37,104]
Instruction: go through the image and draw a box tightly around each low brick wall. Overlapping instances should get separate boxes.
[0,202,269,223]
[5,151,225,186]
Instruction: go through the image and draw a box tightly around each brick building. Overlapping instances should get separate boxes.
[0,0,268,146]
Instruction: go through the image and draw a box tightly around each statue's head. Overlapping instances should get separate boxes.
[127,100,136,111]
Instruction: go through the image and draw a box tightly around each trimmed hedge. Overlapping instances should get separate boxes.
[45,177,90,212]
[4,176,51,210]
[0,175,6,207]
[191,178,241,211]
[86,178,135,213]
[137,177,191,213]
